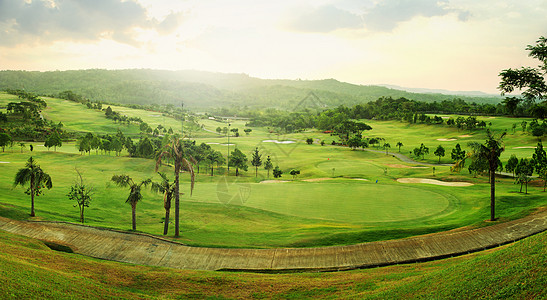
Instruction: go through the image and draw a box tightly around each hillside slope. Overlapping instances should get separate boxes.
[0,69,501,109]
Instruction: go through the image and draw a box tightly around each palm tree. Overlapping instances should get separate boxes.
[468,129,506,221]
[155,136,195,237]
[13,157,53,217]
[111,174,151,231]
[151,172,176,235]
[19,142,25,153]
[396,141,403,152]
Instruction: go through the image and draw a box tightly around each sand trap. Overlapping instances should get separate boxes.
[513,146,535,149]
[352,178,369,181]
[302,178,334,182]
[385,164,427,169]
[437,138,457,141]
[262,140,296,144]
[0,161,10,164]
[397,178,473,187]
[220,143,235,146]
[206,142,220,145]
[458,135,473,138]
[260,180,289,184]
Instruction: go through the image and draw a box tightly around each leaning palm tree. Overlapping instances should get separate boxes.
[155,136,195,237]
[151,172,176,235]
[111,174,151,231]
[468,129,506,221]
[13,157,53,217]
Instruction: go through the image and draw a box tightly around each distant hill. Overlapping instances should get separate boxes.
[0,69,502,109]
[378,84,497,97]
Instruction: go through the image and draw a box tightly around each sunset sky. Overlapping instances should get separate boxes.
[0,0,545,94]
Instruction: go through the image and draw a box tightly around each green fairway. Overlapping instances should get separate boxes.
[1,92,547,248]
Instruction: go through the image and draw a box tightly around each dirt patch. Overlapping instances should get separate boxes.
[302,178,335,182]
[458,135,473,138]
[260,180,289,184]
[385,164,427,169]
[397,178,473,187]
[513,146,535,149]
[437,138,457,141]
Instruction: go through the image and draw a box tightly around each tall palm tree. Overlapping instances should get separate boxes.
[111,174,151,231]
[468,129,506,221]
[151,172,176,235]
[13,157,52,217]
[155,136,195,237]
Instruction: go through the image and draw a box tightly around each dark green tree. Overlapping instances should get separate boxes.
[229,148,248,176]
[111,174,152,231]
[396,141,403,152]
[273,166,283,178]
[206,150,225,176]
[515,159,534,194]
[434,145,445,163]
[499,36,547,102]
[156,136,196,237]
[0,132,12,152]
[251,148,262,177]
[151,172,176,235]
[505,154,519,177]
[14,157,53,217]
[468,130,506,221]
[264,156,273,178]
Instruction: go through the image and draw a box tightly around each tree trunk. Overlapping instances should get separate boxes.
[255,166,258,177]
[163,208,170,235]
[30,176,35,217]
[131,204,137,231]
[490,166,496,221]
[236,167,239,176]
[80,205,84,223]
[174,164,180,237]
[211,164,214,176]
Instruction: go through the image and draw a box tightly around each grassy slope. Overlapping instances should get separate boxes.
[1,92,546,248]
[0,229,545,299]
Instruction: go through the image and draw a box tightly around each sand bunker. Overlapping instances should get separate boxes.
[397,178,473,187]
[260,180,289,183]
[206,142,220,145]
[458,135,473,138]
[513,146,535,149]
[220,143,235,146]
[352,178,369,181]
[0,162,10,164]
[385,164,427,169]
[437,138,457,141]
[262,140,296,144]
[302,178,335,182]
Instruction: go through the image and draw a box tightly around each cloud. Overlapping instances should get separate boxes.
[0,0,184,46]
[285,0,470,33]
[285,4,364,33]
[362,0,470,32]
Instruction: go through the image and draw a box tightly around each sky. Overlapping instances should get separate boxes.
[0,0,546,94]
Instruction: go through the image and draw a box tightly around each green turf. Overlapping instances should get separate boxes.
[1,92,546,248]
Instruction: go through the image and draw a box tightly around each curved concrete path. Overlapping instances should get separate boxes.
[1,211,546,272]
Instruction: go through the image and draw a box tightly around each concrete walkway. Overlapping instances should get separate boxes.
[1,210,546,272]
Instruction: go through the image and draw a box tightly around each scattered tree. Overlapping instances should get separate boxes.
[251,148,262,177]
[434,145,445,163]
[0,132,12,152]
[505,154,519,177]
[396,141,403,152]
[468,130,506,221]
[156,136,196,237]
[151,172,176,235]
[515,159,534,194]
[111,174,152,231]
[289,169,300,179]
[264,156,273,178]
[67,169,93,223]
[229,148,248,176]
[306,138,313,145]
[13,157,53,217]
[273,166,283,178]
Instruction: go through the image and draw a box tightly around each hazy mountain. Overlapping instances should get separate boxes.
[378,84,498,97]
[0,69,502,109]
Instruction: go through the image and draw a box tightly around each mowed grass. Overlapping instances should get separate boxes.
[1,93,547,247]
[0,228,545,299]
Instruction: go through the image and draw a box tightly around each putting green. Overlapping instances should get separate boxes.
[189,181,454,224]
